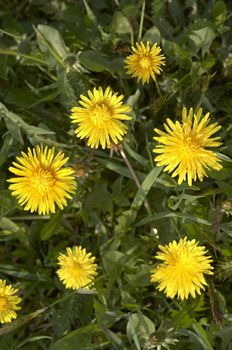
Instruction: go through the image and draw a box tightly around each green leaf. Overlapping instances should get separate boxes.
[212,1,227,26]
[0,264,47,281]
[218,152,232,163]
[0,134,13,167]
[0,308,47,335]
[82,0,97,25]
[136,211,211,227]
[102,250,126,275]
[79,50,109,72]
[0,217,20,234]
[5,118,24,144]
[15,336,52,349]
[94,299,124,328]
[189,27,216,55]
[127,312,155,349]
[125,265,151,287]
[35,24,69,66]
[115,210,137,234]
[51,324,109,350]
[40,211,62,240]
[131,167,162,213]
[217,325,232,350]
[123,143,148,167]
[111,11,131,35]
[142,26,161,45]
[0,102,55,141]
[192,320,214,350]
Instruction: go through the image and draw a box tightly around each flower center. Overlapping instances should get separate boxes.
[181,137,199,154]
[169,249,192,266]
[31,168,55,194]
[90,103,112,127]
[70,259,84,277]
[139,56,151,69]
[0,295,7,312]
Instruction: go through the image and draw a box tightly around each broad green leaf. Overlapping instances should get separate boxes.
[189,27,216,55]
[111,11,131,35]
[102,250,126,275]
[5,87,36,107]
[40,211,62,240]
[94,299,124,328]
[35,25,69,66]
[79,50,109,72]
[125,265,151,287]
[51,324,109,350]
[142,26,161,45]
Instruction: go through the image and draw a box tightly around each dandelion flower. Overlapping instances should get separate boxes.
[8,146,76,215]
[57,246,98,290]
[124,41,166,84]
[70,86,132,149]
[151,237,214,300]
[153,107,222,186]
[0,279,22,324]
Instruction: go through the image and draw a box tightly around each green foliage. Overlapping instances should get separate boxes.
[0,0,232,349]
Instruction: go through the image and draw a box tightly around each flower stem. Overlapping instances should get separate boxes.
[154,76,162,98]
[138,0,146,41]
[120,148,152,215]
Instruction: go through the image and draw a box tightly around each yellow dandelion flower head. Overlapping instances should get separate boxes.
[0,279,22,324]
[124,41,166,84]
[70,86,132,149]
[151,237,214,300]
[57,246,98,290]
[153,107,223,186]
[8,145,76,215]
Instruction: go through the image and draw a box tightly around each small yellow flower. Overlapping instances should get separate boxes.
[8,146,76,215]
[57,246,98,290]
[0,279,22,324]
[124,41,166,84]
[153,107,222,186]
[151,237,214,300]
[70,87,131,149]
[70,86,132,149]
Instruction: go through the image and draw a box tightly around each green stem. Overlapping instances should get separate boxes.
[154,76,162,98]
[138,0,146,41]
[0,47,47,65]
[130,25,134,46]
[120,148,152,215]
[0,29,23,39]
